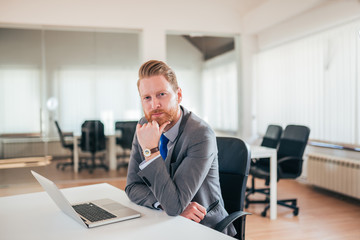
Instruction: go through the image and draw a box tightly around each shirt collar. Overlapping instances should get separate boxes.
[163,108,183,143]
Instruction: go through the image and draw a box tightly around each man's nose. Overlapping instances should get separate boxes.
[151,98,161,109]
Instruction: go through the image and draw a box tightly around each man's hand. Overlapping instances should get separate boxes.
[180,202,207,223]
[136,120,169,153]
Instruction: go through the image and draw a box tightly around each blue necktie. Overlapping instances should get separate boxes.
[160,134,169,160]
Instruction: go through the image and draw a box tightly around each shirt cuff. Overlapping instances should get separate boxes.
[139,154,161,170]
[153,201,162,210]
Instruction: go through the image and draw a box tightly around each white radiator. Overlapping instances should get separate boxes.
[307,153,360,199]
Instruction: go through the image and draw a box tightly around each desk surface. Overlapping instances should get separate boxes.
[0,183,234,240]
[251,145,276,158]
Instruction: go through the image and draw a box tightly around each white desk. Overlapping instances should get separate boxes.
[0,184,233,240]
[250,146,277,220]
[73,135,117,173]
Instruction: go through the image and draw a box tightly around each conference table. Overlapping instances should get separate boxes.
[250,145,277,220]
[0,183,234,240]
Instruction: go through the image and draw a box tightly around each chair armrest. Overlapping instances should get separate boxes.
[214,211,252,233]
[277,156,302,164]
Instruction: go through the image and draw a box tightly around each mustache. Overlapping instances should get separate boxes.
[150,109,165,115]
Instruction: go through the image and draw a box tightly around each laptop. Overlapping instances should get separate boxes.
[31,171,141,228]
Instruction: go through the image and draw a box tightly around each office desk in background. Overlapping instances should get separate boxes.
[250,145,277,220]
[0,183,234,240]
[73,135,117,172]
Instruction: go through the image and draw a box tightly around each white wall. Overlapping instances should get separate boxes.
[257,0,360,50]
[241,0,328,34]
[0,28,42,65]
[0,0,242,33]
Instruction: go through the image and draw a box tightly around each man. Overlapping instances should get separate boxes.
[125,60,235,236]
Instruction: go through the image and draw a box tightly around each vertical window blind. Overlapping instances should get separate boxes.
[255,19,360,145]
[0,67,41,133]
[202,51,238,131]
[55,68,140,134]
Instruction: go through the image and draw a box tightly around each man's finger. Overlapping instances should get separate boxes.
[191,214,201,223]
[194,210,205,221]
[193,202,207,215]
[199,205,207,215]
[152,120,159,127]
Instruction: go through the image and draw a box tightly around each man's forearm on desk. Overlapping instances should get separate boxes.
[125,182,158,208]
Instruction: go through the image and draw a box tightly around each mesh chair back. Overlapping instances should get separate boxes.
[277,125,310,177]
[217,137,251,214]
[261,125,283,149]
[115,121,137,150]
[80,120,106,153]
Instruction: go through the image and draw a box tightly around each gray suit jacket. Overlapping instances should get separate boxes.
[125,106,236,236]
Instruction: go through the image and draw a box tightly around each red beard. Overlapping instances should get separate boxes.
[145,107,177,127]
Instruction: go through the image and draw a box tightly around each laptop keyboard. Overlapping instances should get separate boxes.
[73,203,116,222]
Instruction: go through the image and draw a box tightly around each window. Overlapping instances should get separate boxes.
[255,19,360,145]
[55,67,140,134]
[0,67,41,133]
[202,51,238,131]
[0,28,141,136]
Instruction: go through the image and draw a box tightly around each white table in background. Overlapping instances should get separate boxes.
[73,135,117,173]
[0,184,234,240]
[250,145,277,220]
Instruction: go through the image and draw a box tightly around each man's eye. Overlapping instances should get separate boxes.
[160,93,166,96]
[144,96,151,100]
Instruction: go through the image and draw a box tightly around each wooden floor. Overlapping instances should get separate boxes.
[1,159,359,240]
[245,179,360,240]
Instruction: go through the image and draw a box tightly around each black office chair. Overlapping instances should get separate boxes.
[80,120,108,173]
[115,121,137,170]
[247,125,282,192]
[55,121,75,170]
[245,125,310,217]
[260,125,283,149]
[214,137,251,240]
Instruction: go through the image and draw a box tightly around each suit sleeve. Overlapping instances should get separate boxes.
[125,134,159,209]
[134,127,216,216]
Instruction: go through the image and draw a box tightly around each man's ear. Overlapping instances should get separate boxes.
[177,88,183,103]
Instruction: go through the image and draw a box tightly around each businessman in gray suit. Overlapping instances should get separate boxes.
[125,60,235,236]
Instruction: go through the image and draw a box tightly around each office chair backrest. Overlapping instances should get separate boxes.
[55,120,67,148]
[216,137,251,214]
[81,120,106,153]
[277,125,310,176]
[261,125,283,149]
[115,121,137,150]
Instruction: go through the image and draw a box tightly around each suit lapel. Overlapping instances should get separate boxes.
[165,106,191,172]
